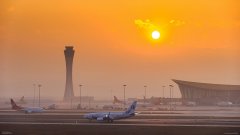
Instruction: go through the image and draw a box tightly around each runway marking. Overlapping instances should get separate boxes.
[224,133,239,135]
[1,131,13,135]
[0,122,240,127]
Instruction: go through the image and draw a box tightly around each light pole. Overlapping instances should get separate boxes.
[123,85,127,109]
[110,89,112,101]
[227,89,230,105]
[88,97,91,109]
[144,85,147,104]
[162,85,165,105]
[162,86,165,98]
[79,84,82,109]
[172,85,174,105]
[38,84,41,107]
[70,91,73,109]
[169,85,173,110]
[33,84,36,107]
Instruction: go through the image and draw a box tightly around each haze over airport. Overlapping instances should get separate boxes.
[1,0,240,100]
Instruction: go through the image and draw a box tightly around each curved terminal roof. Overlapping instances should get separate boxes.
[172,79,240,91]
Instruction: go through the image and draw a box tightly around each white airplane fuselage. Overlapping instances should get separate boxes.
[10,98,44,113]
[84,112,134,121]
[84,101,137,122]
[21,107,44,113]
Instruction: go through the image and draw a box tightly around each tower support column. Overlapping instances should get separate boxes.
[64,46,75,101]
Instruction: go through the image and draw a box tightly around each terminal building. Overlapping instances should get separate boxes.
[173,79,240,105]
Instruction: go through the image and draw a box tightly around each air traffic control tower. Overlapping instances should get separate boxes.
[64,46,75,101]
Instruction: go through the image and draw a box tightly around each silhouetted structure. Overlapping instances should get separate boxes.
[64,46,75,101]
[173,79,240,105]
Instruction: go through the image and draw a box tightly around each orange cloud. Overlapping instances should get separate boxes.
[134,19,158,31]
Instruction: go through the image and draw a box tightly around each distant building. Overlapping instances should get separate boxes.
[173,79,240,105]
[64,46,75,101]
[72,96,94,102]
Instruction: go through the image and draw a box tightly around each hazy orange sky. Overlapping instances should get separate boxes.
[1,0,240,100]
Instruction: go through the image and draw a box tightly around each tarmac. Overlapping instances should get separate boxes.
[0,109,240,135]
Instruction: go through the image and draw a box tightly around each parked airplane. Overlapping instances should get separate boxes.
[137,102,154,108]
[217,101,233,107]
[84,101,137,122]
[185,101,197,106]
[47,104,56,110]
[5,96,27,105]
[19,96,26,104]
[113,96,126,105]
[136,96,161,105]
[10,99,44,113]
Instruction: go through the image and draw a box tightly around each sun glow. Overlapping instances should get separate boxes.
[151,30,160,39]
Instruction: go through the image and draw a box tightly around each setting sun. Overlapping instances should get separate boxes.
[152,30,160,39]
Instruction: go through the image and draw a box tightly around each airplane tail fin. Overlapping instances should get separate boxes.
[19,96,24,102]
[113,96,126,105]
[10,99,22,110]
[113,96,120,104]
[125,101,137,115]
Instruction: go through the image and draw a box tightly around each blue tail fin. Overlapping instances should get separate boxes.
[125,101,137,114]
